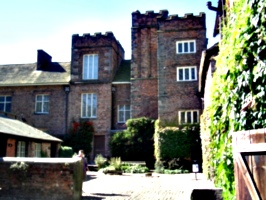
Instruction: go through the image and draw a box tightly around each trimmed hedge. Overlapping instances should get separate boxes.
[110,117,155,168]
[154,120,201,171]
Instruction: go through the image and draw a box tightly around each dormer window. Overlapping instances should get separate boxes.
[83,54,98,80]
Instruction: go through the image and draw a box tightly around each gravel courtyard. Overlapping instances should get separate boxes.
[82,171,217,200]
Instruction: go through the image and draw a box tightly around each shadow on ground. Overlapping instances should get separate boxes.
[82,193,129,199]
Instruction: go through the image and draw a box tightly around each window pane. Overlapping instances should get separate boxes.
[119,111,124,122]
[184,42,188,52]
[181,112,185,124]
[92,94,97,117]
[125,110,130,121]
[0,97,4,102]
[36,102,42,112]
[125,105,130,110]
[185,68,189,80]
[43,102,49,112]
[191,68,195,80]
[190,42,195,52]
[6,96,12,102]
[94,55,98,79]
[187,112,191,123]
[0,103,4,111]
[6,103,11,112]
[43,95,49,101]
[83,56,88,79]
[179,69,183,80]
[36,95,42,101]
[178,43,182,53]
[89,55,93,79]
[193,111,198,123]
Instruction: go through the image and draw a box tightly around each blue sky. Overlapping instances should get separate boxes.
[0,0,219,64]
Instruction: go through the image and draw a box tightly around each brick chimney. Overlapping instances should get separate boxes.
[37,49,52,70]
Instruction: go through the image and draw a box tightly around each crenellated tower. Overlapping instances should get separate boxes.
[131,10,207,123]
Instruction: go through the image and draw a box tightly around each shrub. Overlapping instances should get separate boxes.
[154,121,201,172]
[109,157,122,171]
[94,154,108,169]
[58,146,74,158]
[110,117,155,168]
[63,120,94,160]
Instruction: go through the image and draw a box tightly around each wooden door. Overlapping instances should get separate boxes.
[233,129,266,200]
[93,135,105,157]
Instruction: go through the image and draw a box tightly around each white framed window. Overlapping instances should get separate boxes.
[83,54,98,80]
[81,93,97,118]
[17,141,26,157]
[0,96,11,112]
[176,40,196,54]
[35,94,49,113]
[118,105,131,123]
[179,110,199,124]
[177,66,197,81]
[34,143,41,157]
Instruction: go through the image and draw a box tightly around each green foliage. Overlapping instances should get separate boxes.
[110,117,155,168]
[9,162,29,181]
[206,0,266,199]
[94,154,108,169]
[154,121,201,172]
[58,146,74,158]
[121,163,149,173]
[109,157,122,171]
[63,120,94,159]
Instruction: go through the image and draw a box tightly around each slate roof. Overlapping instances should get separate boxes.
[112,60,131,83]
[0,62,71,86]
[0,115,62,142]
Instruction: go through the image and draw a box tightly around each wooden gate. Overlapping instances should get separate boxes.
[233,129,266,200]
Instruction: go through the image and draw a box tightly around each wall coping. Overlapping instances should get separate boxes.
[0,157,81,163]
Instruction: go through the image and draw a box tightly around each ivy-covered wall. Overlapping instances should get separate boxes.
[204,0,266,199]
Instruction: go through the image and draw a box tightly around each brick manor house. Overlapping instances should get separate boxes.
[0,10,207,158]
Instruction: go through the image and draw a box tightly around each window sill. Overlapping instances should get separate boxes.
[34,112,49,115]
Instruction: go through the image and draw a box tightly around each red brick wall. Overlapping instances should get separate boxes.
[0,85,68,137]
[0,157,83,200]
[157,13,206,122]
[68,83,112,157]
[131,79,158,119]
[130,11,162,119]
[112,84,131,129]
[6,138,15,157]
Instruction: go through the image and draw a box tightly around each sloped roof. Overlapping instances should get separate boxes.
[112,60,131,83]
[0,115,62,142]
[0,62,70,86]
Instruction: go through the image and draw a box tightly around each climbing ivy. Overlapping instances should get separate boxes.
[206,0,266,199]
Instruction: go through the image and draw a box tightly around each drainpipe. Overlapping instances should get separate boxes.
[64,86,70,134]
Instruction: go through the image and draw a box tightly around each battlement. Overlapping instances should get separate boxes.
[72,31,115,41]
[71,31,124,52]
[132,10,205,27]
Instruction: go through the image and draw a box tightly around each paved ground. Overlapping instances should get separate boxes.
[82,171,216,200]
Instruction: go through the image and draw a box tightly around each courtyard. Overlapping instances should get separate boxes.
[82,171,218,200]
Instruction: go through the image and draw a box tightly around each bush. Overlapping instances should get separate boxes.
[63,120,94,160]
[109,157,122,171]
[110,117,155,168]
[154,121,201,172]
[58,146,74,158]
[94,154,108,169]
